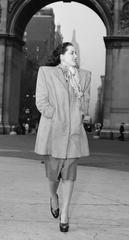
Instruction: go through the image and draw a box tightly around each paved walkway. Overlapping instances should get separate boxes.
[0,155,129,239]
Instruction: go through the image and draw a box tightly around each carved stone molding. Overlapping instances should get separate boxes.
[97,0,114,12]
[7,0,25,33]
[120,0,129,32]
[8,0,18,13]
[97,0,114,18]
[0,33,24,48]
[104,36,129,48]
[104,0,114,10]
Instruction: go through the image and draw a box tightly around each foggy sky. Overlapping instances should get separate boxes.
[46,2,106,119]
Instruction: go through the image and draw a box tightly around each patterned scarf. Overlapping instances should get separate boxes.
[58,64,84,100]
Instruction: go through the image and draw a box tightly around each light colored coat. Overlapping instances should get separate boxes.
[35,66,91,158]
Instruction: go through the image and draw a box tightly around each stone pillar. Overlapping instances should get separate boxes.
[0,0,8,33]
[0,36,6,133]
[1,35,24,134]
[101,36,129,138]
[0,0,8,133]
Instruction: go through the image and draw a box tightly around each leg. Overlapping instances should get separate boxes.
[122,133,124,141]
[48,179,60,209]
[61,180,74,223]
[60,158,77,223]
[44,156,61,209]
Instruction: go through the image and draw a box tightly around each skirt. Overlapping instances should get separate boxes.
[43,155,78,181]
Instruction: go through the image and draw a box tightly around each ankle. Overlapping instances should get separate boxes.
[50,193,59,209]
[60,212,69,223]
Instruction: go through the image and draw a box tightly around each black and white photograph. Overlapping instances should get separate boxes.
[0,0,129,239]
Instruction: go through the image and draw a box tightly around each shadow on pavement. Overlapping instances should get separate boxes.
[0,134,129,172]
[0,150,129,172]
[78,154,129,172]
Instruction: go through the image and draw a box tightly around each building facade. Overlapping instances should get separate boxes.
[19,8,63,132]
[24,8,55,66]
[94,75,105,124]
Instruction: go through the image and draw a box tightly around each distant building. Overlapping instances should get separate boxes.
[71,29,91,117]
[94,75,105,124]
[71,29,80,68]
[54,24,63,48]
[19,8,62,131]
[24,8,55,66]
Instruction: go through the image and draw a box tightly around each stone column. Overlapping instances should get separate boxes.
[1,35,24,134]
[0,0,8,133]
[101,36,129,138]
[0,36,6,133]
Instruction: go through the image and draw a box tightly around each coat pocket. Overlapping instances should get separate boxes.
[43,105,55,119]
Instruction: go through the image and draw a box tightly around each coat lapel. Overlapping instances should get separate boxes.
[54,66,86,91]
[54,66,68,90]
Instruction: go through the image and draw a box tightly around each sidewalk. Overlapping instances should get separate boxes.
[0,156,129,239]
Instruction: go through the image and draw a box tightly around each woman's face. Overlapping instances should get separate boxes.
[60,45,77,67]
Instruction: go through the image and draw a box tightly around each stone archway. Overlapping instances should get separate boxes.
[0,0,129,136]
[8,0,113,38]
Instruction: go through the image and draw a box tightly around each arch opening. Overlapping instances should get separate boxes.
[20,1,106,123]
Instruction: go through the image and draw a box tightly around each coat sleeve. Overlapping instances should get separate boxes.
[81,71,91,116]
[35,67,55,119]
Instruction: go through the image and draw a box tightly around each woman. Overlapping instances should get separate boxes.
[35,42,90,232]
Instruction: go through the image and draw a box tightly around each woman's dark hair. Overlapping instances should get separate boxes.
[46,42,73,66]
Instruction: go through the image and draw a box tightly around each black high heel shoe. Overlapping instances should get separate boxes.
[50,194,59,219]
[60,222,69,232]
[59,216,69,232]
